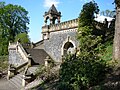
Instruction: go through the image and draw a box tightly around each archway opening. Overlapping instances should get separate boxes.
[63,42,74,56]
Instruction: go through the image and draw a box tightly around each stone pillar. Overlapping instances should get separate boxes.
[45,56,51,67]
[44,56,51,74]
[57,17,61,23]
[9,41,11,46]
[27,54,32,67]
[22,75,26,89]
[7,70,10,80]
[44,17,47,26]
[50,19,53,24]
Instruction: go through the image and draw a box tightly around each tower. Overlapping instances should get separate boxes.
[43,4,61,25]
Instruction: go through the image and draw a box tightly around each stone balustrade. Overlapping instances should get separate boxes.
[42,18,78,33]
[8,42,17,49]
[9,41,29,62]
[8,42,30,80]
[17,43,28,61]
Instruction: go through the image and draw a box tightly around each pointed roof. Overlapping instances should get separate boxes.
[48,4,58,13]
[44,4,61,16]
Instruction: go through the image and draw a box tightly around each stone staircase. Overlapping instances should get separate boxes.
[0,74,23,90]
[27,65,38,75]
[25,78,43,90]
[8,74,23,90]
[6,42,48,89]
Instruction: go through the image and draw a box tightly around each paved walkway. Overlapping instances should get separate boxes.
[0,78,18,90]
[0,78,9,90]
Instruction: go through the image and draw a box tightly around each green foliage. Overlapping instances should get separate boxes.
[35,64,46,77]
[35,59,56,81]
[0,2,29,41]
[77,26,102,52]
[58,1,112,89]
[79,0,99,27]
[0,2,30,55]
[0,38,8,55]
[59,54,107,89]
[98,42,113,62]
[115,0,120,7]
[0,56,8,71]
[15,33,30,44]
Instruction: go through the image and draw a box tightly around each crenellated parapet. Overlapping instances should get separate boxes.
[42,18,79,33]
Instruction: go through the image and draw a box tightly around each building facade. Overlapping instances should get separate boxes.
[34,4,79,62]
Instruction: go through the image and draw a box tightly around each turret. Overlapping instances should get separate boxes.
[43,4,61,25]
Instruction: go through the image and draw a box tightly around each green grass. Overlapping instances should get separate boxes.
[102,44,113,62]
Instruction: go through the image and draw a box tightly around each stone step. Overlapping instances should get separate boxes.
[7,81,19,90]
[15,74,22,80]
[9,79,22,88]
[28,66,38,74]
[9,74,23,89]
[25,78,43,90]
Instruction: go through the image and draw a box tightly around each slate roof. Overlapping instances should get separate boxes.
[25,49,49,65]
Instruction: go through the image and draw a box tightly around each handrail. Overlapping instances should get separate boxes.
[15,61,28,71]
[17,43,28,60]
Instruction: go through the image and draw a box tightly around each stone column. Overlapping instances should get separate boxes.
[7,70,10,80]
[45,56,51,67]
[22,75,26,89]
[44,56,51,74]
[57,16,61,23]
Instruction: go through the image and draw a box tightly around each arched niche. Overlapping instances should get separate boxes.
[61,39,76,56]
[63,42,74,56]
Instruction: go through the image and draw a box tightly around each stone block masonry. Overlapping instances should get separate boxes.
[43,29,79,62]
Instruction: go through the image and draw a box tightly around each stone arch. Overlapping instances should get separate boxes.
[61,38,76,56]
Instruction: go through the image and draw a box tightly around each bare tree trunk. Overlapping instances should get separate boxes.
[113,7,120,63]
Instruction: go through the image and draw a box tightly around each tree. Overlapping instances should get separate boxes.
[113,0,120,63]
[0,2,29,42]
[79,0,99,27]
[0,2,30,55]
[101,9,115,17]
[14,33,30,44]
[59,1,108,89]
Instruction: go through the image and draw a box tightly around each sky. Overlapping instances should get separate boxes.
[1,0,115,42]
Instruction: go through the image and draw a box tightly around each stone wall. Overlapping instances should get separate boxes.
[8,42,28,67]
[42,18,78,33]
[43,28,79,62]
[9,50,25,66]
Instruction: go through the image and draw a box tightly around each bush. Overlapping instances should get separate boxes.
[0,56,8,71]
[0,56,8,78]
[59,53,107,89]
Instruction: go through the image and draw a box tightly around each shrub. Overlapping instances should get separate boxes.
[59,53,107,89]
